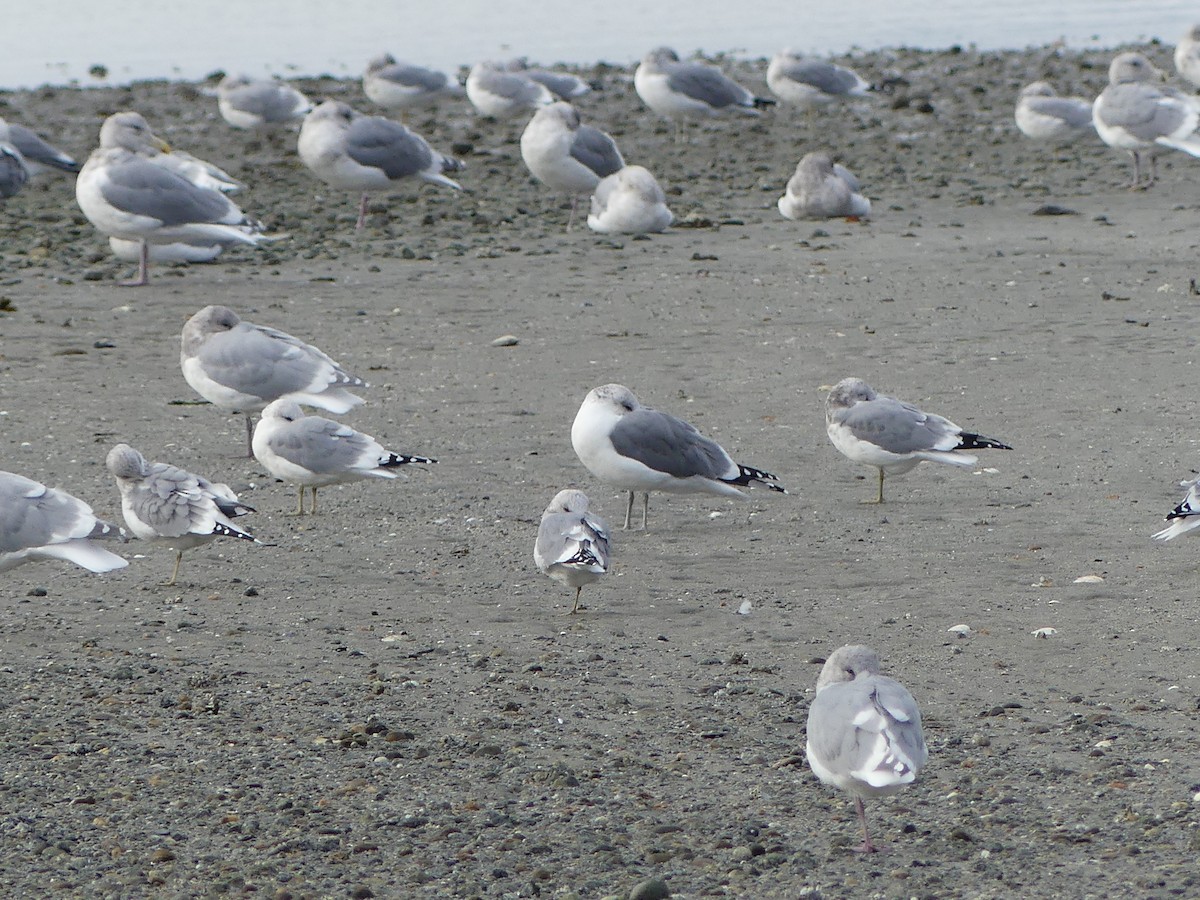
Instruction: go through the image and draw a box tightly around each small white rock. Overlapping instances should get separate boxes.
[947,624,973,636]
[491,335,519,347]
[736,600,753,616]
[1073,575,1105,583]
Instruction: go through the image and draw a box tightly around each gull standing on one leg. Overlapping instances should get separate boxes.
[533,489,610,613]
[0,471,127,573]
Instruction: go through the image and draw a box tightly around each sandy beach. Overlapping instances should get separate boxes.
[2,44,1199,898]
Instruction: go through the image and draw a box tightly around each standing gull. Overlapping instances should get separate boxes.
[520,102,624,229]
[1153,477,1200,541]
[1014,82,1095,143]
[1174,25,1200,89]
[534,489,611,613]
[1093,52,1200,188]
[571,383,786,530]
[465,61,554,119]
[297,99,464,230]
[587,165,673,235]
[778,152,870,220]
[181,304,367,456]
[806,645,927,854]
[252,398,436,515]
[216,75,311,130]
[75,112,272,285]
[767,51,870,110]
[0,116,79,174]
[506,59,591,100]
[105,444,256,586]
[0,471,127,573]
[96,111,244,193]
[825,377,1011,504]
[634,47,773,138]
[363,53,464,115]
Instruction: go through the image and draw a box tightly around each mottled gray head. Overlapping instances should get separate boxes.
[1019,81,1056,99]
[218,74,254,93]
[797,151,836,178]
[544,488,591,516]
[586,383,640,414]
[618,165,665,201]
[815,644,883,691]
[367,53,397,73]
[261,397,305,422]
[542,101,581,130]
[644,47,680,67]
[106,443,150,481]
[307,100,357,127]
[98,111,166,152]
[1188,24,1200,42]
[825,377,877,412]
[1108,52,1162,85]
[187,305,241,336]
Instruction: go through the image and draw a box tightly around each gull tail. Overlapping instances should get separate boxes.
[381,452,438,469]
[727,464,787,494]
[1155,136,1200,157]
[957,432,1011,451]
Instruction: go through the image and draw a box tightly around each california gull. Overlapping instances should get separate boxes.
[634,47,773,137]
[0,116,79,174]
[534,489,611,613]
[778,152,870,220]
[506,59,591,100]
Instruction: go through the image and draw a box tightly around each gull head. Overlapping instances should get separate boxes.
[544,488,591,516]
[106,443,150,481]
[826,377,877,413]
[1018,81,1057,99]
[815,644,883,692]
[99,111,171,153]
[1108,52,1165,85]
[261,398,306,423]
[584,383,641,417]
[643,47,680,69]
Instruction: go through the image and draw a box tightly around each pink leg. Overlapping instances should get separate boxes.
[120,240,150,287]
[356,193,369,230]
[852,797,883,854]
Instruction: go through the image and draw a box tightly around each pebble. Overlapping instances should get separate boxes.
[629,877,670,900]
[491,335,519,347]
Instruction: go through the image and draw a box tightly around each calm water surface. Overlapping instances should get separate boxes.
[3,0,1197,89]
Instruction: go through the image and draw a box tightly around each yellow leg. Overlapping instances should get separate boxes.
[311,487,318,515]
[163,550,182,586]
[570,587,582,614]
[295,486,305,516]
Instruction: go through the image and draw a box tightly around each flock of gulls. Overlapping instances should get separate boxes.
[6,29,1200,854]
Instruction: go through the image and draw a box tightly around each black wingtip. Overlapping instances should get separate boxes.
[752,96,776,110]
[382,453,437,468]
[958,432,1012,452]
[730,464,787,494]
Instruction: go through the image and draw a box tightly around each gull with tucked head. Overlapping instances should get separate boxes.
[767,51,870,111]
[587,165,673,235]
[520,102,624,229]
[216,75,311,130]
[778,152,870,220]
[533,489,611,613]
[466,61,554,119]
[0,471,127,574]
[363,54,464,116]
[634,47,773,139]
[1014,82,1095,143]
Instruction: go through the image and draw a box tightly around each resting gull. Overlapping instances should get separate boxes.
[533,489,611,613]
[767,51,870,110]
[778,152,870,220]
[587,164,673,235]
[1153,476,1200,541]
[363,53,464,115]
[0,144,29,199]
[1174,25,1200,89]
[634,47,773,138]
[466,61,554,118]
[520,102,624,229]
[0,116,79,174]
[1014,82,1095,143]
[506,58,591,100]
[0,470,127,573]
[217,75,311,130]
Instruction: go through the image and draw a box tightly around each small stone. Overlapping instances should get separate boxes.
[491,335,519,347]
[629,877,670,900]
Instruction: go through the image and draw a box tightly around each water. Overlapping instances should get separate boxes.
[3,0,1196,90]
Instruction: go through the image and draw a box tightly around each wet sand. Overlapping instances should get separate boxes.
[1,45,1199,898]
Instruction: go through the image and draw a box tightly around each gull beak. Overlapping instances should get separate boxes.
[155,137,172,152]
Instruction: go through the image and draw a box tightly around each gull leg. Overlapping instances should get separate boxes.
[311,487,319,515]
[294,486,305,516]
[163,550,183,587]
[1128,152,1141,190]
[566,196,578,232]
[120,240,151,287]
[244,416,256,459]
[623,491,635,530]
[853,797,881,854]
[570,586,582,614]
[1147,154,1158,188]
[641,492,649,530]
[356,193,369,230]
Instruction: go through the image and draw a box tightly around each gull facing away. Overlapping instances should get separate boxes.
[0,116,79,175]
[506,59,591,101]
[105,444,256,586]
[0,144,29,199]
[1093,52,1200,188]
[778,152,870,220]
[0,471,127,573]
[181,305,367,456]
[216,75,311,130]
[363,53,464,115]
[252,398,436,515]
[297,100,464,230]
[1153,477,1200,541]
[465,61,554,118]
[587,165,673,235]
[534,489,611,613]
[520,102,624,229]
[806,645,927,854]
[571,383,786,530]
[766,51,870,110]
[634,47,773,137]
[1014,82,1095,143]
[826,378,1011,504]
[1175,25,1200,89]
[75,112,272,285]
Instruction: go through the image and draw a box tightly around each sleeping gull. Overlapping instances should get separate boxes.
[181,304,367,456]
[1153,477,1200,541]
[778,152,870,220]
[217,75,311,130]
[506,58,591,100]
[1093,52,1200,188]
[520,102,624,229]
[0,116,79,174]
[252,398,436,515]
[634,47,773,138]
[533,489,611,613]
[587,164,673,234]
[105,443,256,586]
[571,383,786,530]
[0,471,127,573]
[0,144,29,199]
[75,112,272,285]
[825,377,1011,504]
[297,99,464,230]
[363,53,464,115]
[1174,25,1200,89]
[466,61,555,119]
[806,645,927,854]
[767,51,870,110]
[1014,82,1095,143]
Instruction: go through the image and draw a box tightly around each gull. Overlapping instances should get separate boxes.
[806,645,927,854]
[1014,82,1095,143]
[520,102,624,229]
[75,113,272,285]
[363,53,464,116]
[634,47,773,139]
[105,443,256,586]
[1153,477,1200,541]
[0,471,127,573]
[251,398,436,515]
[0,143,29,199]
[181,304,367,456]
[587,164,673,234]
[506,58,591,100]
[465,61,555,119]
[297,99,464,230]
[0,116,79,175]
[217,75,311,130]
[767,51,870,110]
[825,377,1011,504]
[1175,24,1200,89]
[98,110,244,193]
[1093,52,1200,188]
[571,383,786,530]
[778,152,870,220]
[533,489,610,613]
